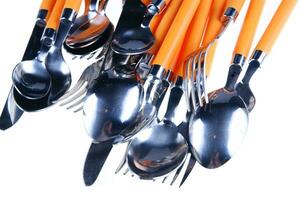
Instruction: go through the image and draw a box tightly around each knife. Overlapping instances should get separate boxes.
[0,0,56,130]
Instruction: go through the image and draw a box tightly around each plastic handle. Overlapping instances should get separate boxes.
[150,0,182,54]
[64,0,82,13]
[152,0,201,70]
[46,0,66,30]
[150,11,164,33]
[201,0,227,47]
[40,0,57,21]
[84,0,90,14]
[255,0,296,54]
[141,0,152,5]
[174,0,213,76]
[224,0,246,14]
[234,0,265,58]
[40,0,57,10]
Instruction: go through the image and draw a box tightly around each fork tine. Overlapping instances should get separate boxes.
[87,51,96,60]
[179,155,196,187]
[60,85,88,107]
[123,168,129,175]
[184,57,192,112]
[115,146,129,174]
[170,158,186,186]
[57,79,86,102]
[66,96,85,110]
[73,106,83,113]
[190,54,200,111]
[196,51,205,107]
[162,177,168,183]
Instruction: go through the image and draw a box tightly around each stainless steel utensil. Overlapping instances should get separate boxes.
[13,0,82,112]
[12,0,67,100]
[64,0,114,57]
[125,0,212,181]
[184,0,246,111]
[82,0,151,186]
[0,0,56,130]
[111,0,170,55]
[58,0,148,112]
[189,0,295,169]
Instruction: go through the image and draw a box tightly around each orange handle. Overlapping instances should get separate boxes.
[255,0,296,54]
[201,0,227,47]
[84,0,90,14]
[152,0,201,70]
[141,0,152,5]
[175,0,213,76]
[47,0,66,30]
[64,0,82,13]
[150,0,183,54]
[39,0,57,21]
[234,0,265,58]
[223,0,246,16]
[150,12,165,33]
[40,0,57,10]
[205,41,218,76]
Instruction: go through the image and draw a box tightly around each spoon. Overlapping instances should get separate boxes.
[0,0,56,130]
[13,0,83,112]
[111,0,171,55]
[64,0,114,56]
[126,0,212,180]
[82,0,152,186]
[11,0,66,99]
[236,0,296,112]
[82,0,199,185]
[189,0,294,169]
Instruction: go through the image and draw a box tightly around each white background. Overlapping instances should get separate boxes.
[0,0,300,199]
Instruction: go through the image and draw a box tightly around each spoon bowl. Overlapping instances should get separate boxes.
[111,26,154,55]
[12,60,51,99]
[189,94,249,168]
[127,121,188,179]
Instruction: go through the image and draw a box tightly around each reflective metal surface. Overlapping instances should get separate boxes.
[236,52,263,112]
[126,77,189,179]
[111,0,168,55]
[0,9,48,129]
[83,65,168,143]
[64,0,114,56]
[83,140,113,186]
[83,69,144,142]
[127,121,188,179]
[12,28,55,99]
[189,94,249,168]
[13,9,77,112]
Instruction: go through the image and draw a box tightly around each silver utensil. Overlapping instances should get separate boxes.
[13,0,82,112]
[189,0,294,169]
[0,0,56,130]
[64,0,114,59]
[184,0,246,111]
[111,0,170,55]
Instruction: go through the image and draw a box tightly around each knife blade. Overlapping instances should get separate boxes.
[83,141,113,186]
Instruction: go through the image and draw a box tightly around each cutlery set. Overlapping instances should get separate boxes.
[0,0,296,187]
